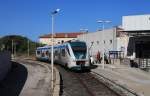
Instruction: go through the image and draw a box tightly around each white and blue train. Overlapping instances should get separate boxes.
[36,40,90,70]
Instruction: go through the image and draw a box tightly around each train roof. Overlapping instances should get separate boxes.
[36,46,51,50]
[36,40,86,50]
[36,43,67,50]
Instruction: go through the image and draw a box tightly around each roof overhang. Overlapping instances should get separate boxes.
[122,30,150,33]
[120,30,150,36]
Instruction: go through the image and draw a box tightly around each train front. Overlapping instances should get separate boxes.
[69,41,90,71]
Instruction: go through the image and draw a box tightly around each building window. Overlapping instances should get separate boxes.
[91,41,94,47]
[110,40,112,44]
[97,41,99,44]
[104,40,105,44]
[61,40,64,44]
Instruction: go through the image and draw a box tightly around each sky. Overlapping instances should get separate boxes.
[0,0,150,41]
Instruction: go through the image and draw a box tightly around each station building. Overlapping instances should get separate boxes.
[78,14,150,69]
[39,14,150,68]
[39,32,84,45]
[122,14,150,58]
[78,27,122,57]
[122,14,150,69]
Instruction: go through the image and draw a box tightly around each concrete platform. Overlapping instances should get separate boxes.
[0,59,60,96]
[92,64,150,96]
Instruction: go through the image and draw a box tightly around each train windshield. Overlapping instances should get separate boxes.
[70,42,87,59]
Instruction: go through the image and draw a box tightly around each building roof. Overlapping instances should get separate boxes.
[116,27,124,32]
[39,32,84,38]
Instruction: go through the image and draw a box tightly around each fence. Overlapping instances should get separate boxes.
[138,58,150,70]
[109,51,124,64]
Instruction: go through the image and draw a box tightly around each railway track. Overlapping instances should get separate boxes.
[56,65,120,96]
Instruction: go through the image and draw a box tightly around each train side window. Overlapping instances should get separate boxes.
[42,52,45,57]
[37,51,40,55]
[61,49,65,57]
[49,52,51,57]
[55,50,58,56]
[46,51,49,56]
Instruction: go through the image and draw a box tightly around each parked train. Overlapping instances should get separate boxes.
[36,40,90,70]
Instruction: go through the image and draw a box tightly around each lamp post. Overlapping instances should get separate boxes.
[97,20,111,69]
[12,40,14,58]
[14,42,16,57]
[80,28,89,63]
[80,28,88,33]
[80,28,88,41]
[51,8,60,89]
[27,39,30,57]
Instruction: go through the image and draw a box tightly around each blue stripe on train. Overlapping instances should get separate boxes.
[38,57,49,61]
[37,44,67,50]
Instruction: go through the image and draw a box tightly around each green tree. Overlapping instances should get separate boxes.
[0,35,45,56]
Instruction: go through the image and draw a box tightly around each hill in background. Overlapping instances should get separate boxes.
[0,35,45,56]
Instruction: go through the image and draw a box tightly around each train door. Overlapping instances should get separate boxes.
[65,45,71,65]
[60,48,66,64]
[58,48,61,61]
[54,48,59,62]
[48,49,51,61]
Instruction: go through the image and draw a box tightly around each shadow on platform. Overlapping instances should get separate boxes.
[0,62,28,96]
[90,64,98,69]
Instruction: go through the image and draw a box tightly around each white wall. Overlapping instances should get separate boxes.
[39,37,76,45]
[78,28,117,56]
[123,14,150,31]
[117,36,129,57]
